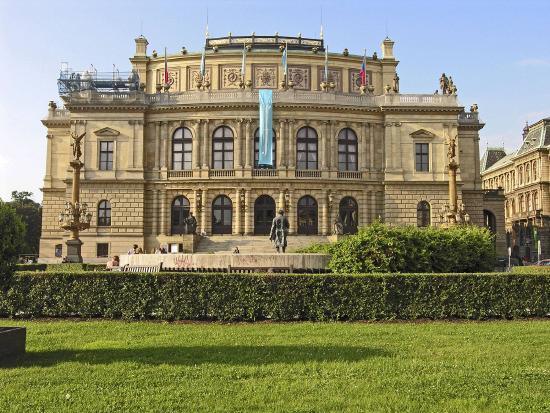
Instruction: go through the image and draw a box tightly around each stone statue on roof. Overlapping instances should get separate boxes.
[439,73,449,94]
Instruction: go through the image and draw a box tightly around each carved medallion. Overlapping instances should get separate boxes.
[349,70,372,93]
[318,67,342,91]
[188,66,211,89]
[288,66,310,90]
[157,69,179,90]
[253,65,277,89]
[221,66,241,89]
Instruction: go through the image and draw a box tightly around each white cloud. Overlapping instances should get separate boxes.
[516,58,550,67]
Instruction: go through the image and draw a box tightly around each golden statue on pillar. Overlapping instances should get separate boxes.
[441,134,470,226]
[58,131,92,262]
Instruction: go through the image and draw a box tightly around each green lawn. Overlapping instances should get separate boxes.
[0,320,549,413]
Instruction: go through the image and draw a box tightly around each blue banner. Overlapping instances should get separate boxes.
[258,89,273,167]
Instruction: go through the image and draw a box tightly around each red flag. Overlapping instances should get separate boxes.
[164,47,170,88]
[359,49,367,86]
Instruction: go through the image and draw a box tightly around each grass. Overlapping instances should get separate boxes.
[0,320,549,413]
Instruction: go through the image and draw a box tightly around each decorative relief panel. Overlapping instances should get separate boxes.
[253,65,278,89]
[187,66,211,90]
[288,66,310,90]
[220,66,241,89]
[349,70,373,93]
[317,67,342,91]
[156,69,180,91]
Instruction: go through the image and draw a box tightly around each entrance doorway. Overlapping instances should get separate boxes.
[212,195,232,234]
[339,196,358,234]
[297,195,318,235]
[254,195,276,235]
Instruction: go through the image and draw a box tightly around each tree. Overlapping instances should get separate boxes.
[0,201,25,288]
[10,191,42,255]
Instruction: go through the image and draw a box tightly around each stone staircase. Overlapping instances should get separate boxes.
[195,235,330,254]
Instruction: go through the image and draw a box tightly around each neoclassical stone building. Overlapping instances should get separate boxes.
[481,118,550,261]
[40,33,499,259]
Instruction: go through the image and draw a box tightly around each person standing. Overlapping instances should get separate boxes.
[270,209,289,253]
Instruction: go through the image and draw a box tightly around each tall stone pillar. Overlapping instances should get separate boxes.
[201,189,208,234]
[384,122,392,171]
[128,120,136,169]
[160,188,167,235]
[45,134,53,181]
[278,190,285,212]
[152,189,159,235]
[361,122,368,171]
[321,192,328,235]
[155,122,161,170]
[321,120,329,170]
[278,119,286,168]
[244,189,252,234]
[235,119,243,169]
[235,188,242,235]
[369,123,375,170]
[244,119,252,169]
[160,121,168,170]
[394,122,402,170]
[288,120,295,169]
[192,120,201,169]
[330,121,337,171]
[288,190,296,235]
[202,120,210,169]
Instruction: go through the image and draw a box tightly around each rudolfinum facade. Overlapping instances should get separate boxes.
[40,33,504,260]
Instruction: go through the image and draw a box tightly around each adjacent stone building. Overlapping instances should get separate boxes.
[40,33,500,260]
[481,118,550,261]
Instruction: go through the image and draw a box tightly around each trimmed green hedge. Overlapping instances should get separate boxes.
[15,263,106,272]
[0,271,548,321]
[512,266,550,274]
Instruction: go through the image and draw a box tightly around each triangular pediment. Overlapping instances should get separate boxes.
[94,127,120,136]
[410,129,436,139]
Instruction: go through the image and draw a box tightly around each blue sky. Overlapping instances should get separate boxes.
[0,0,549,202]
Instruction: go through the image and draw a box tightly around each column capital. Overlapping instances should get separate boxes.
[46,133,54,140]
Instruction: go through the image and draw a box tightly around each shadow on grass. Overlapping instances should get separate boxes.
[2,345,390,368]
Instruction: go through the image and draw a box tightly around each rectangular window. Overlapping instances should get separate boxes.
[99,141,114,170]
[96,243,109,258]
[415,143,429,172]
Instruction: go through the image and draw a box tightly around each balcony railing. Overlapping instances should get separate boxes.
[295,170,321,178]
[337,171,363,179]
[62,89,459,109]
[209,169,235,178]
[252,169,278,177]
[168,170,193,178]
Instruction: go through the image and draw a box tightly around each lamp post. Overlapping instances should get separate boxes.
[58,132,92,263]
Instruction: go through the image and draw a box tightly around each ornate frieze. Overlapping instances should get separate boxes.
[220,66,241,89]
[187,66,211,90]
[349,69,373,93]
[253,65,278,89]
[318,67,342,91]
[288,66,310,90]
[157,69,179,91]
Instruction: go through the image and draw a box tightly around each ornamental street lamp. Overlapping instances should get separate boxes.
[58,131,92,262]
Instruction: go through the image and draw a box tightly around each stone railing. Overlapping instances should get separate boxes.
[337,171,363,179]
[209,169,235,178]
[459,111,482,124]
[295,170,322,178]
[47,108,70,119]
[168,170,193,178]
[62,89,459,109]
[252,169,279,177]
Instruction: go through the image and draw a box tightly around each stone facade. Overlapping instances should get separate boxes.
[481,118,550,261]
[39,34,496,260]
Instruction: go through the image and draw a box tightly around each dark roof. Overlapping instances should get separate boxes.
[516,119,550,156]
[480,147,507,172]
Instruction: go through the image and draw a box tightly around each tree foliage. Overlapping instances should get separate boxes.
[10,191,42,254]
[0,201,25,287]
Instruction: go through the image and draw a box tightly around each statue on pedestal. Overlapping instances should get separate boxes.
[439,73,449,94]
[270,209,289,253]
[392,73,400,93]
[70,132,85,161]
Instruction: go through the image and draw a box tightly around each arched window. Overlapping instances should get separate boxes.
[526,164,531,183]
[172,127,193,170]
[254,128,276,169]
[519,166,523,185]
[417,201,430,227]
[212,195,232,234]
[533,161,537,181]
[339,196,358,234]
[484,210,497,233]
[171,196,190,234]
[212,126,234,169]
[296,126,318,170]
[297,195,318,235]
[338,128,358,171]
[98,200,111,226]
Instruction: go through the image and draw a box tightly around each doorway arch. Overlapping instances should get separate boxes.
[212,195,232,234]
[254,195,276,235]
[297,195,318,235]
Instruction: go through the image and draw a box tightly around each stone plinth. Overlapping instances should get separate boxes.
[119,253,330,271]
[0,327,26,360]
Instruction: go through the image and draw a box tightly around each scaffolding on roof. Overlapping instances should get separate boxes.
[58,65,140,95]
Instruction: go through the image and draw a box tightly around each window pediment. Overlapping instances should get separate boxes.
[94,127,120,137]
[410,129,436,140]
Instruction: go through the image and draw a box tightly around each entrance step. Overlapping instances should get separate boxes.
[195,235,330,254]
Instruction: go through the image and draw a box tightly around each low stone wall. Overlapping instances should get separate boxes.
[120,253,330,270]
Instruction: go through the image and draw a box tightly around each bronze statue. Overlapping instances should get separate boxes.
[447,135,457,161]
[70,131,85,161]
[270,209,289,253]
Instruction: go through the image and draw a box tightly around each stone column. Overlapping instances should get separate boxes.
[152,189,159,236]
[278,119,286,168]
[288,120,295,169]
[202,120,210,169]
[135,120,144,169]
[330,121,337,171]
[361,122,368,171]
[192,120,201,169]
[155,122,161,170]
[244,119,252,169]
[235,188,242,235]
[160,121,168,170]
[235,119,243,169]
[288,190,296,234]
[369,123,375,170]
[370,190,376,223]
[321,120,329,170]
[128,120,136,169]
[201,189,208,234]
[45,134,53,181]
[384,122,392,171]
[244,189,252,234]
[160,188,167,235]
[394,122,402,169]
[321,192,328,235]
